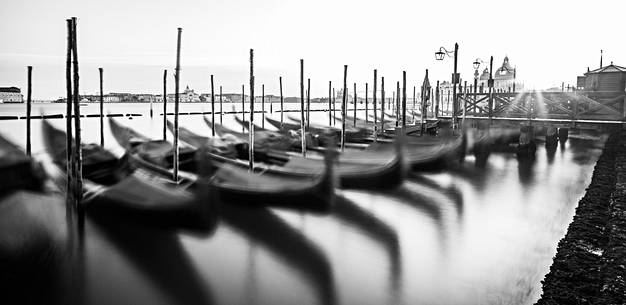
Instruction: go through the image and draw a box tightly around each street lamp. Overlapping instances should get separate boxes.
[470,58,488,122]
[435,43,459,130]
[473,58,487,71]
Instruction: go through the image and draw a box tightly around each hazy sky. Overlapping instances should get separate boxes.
[1,0,623,99]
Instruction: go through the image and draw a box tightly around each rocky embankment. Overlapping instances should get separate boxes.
[536,130,626,305]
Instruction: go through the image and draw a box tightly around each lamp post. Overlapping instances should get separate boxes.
[435,43,459,130]
[472,58,488,116]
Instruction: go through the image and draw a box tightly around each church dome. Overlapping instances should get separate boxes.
[494,56,515,80]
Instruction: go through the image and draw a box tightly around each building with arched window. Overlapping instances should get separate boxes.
[476,56,523,92]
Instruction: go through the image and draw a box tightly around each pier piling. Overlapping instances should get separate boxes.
[65,19,74,205]
[219,85,223,125]
[300,59,306,156]
[365,83,369,123]
[279,76,284,128]
[353,83,357,127]
[307,78,310,131]
[328,81,332,126]
[211,75,215,136]
[163,69,167,141]
[249,49,255,171]
[26,66,32,156]
[402,71,406,130]
[380,77,385,136]
[173,27,182,182]
[373,69,377,141]
[99,67,104,146]
[262,84,265,129]
[241,84,245,132]
[341,65,347,151]
[71,17,83,205]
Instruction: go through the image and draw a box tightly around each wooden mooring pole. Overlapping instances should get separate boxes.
[99,67,104,147]
[402,71,406,130]
[488,56,494,126]
[307,78,310,131]
[380,76,385,136]
[279,76,283,128]
[211,75,215,136]
[353,83,357,127]
[173,27,182,182]
[71,17,83,205]
[261,84,265,129]
[373,69,377,141]
[26,66,32,156]
[365,82,368,123]
[219,85,223,125]
[396,82,400,127]
[333,88,337,126]
[435,81,439,119]
[412,85,416,124]
[163,69,167,141]
[241,84,245,132]
[328,81,332,126]
[300,60,306,156]
[341,65,347,151]
[249,49,255,170]
[65,19,74,204]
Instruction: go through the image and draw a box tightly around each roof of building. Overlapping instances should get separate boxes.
[585,64,626,75]
[494,56,515,80]
[479,68,490,80]
[0,87,21,93]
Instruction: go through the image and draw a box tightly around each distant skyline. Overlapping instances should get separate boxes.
[1,0,624,99]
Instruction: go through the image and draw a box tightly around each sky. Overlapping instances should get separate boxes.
[1,0,624,99]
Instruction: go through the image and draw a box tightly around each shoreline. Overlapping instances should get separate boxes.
[535,130,626,304]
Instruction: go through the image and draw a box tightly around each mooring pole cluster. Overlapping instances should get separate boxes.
[63,17,83,211]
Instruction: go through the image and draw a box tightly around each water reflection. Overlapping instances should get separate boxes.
[408,173,465,216]
[89,212,214,305]
[546,145,557,164]
[0,191,68,305]
[220,204,335,305]
[332,195,401,296]
[517,156,536,186]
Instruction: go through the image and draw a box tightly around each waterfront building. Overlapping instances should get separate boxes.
[476,56,523,92]
[577,63,626,117]
[103,94,121,103]
[0,87,23,103]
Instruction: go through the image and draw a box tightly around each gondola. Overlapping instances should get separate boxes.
[239,116,373,149]
[41,120,214,230]
[215,116,319,152]
[0,134,69,305]
[165,118,406,189]
[0,135,45,195]
[265,116,371,143]
[109,118,336,211]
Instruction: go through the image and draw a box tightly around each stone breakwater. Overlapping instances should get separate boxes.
[536,131,626,305]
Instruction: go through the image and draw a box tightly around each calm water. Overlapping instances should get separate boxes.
[0,103,604,305]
